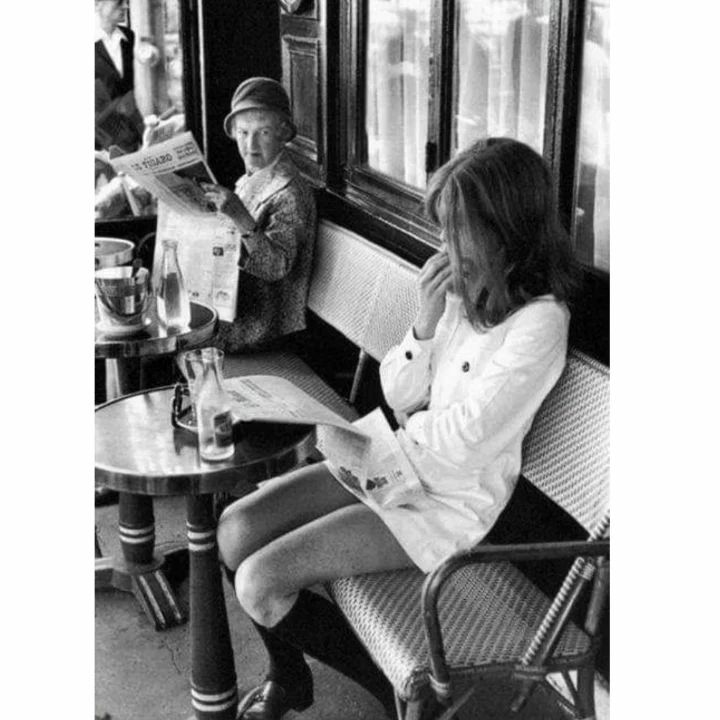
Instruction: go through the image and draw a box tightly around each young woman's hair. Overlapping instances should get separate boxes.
[425,137,579,328]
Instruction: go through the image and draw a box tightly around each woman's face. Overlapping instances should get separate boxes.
[232,110,287,174]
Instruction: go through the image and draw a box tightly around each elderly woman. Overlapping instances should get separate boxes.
[202,77,316,353]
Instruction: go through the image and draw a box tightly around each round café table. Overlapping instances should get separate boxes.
[95,301,218,631]
[96,386,315,720]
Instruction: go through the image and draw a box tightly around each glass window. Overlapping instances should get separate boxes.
[453,0,550,154]
[365,0,431,188]
[572,0,610,271]
[95,0,186,221]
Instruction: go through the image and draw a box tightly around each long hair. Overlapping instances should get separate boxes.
[425,137,579,329]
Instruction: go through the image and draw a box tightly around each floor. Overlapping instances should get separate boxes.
[95,495,602,720]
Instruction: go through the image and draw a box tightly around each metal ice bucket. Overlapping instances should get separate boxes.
[95,266,150,332]
[95,237,134,269]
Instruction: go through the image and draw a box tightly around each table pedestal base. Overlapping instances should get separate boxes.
[95,544,188,630]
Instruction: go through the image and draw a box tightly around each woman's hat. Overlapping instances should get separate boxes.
[223,77,297,141]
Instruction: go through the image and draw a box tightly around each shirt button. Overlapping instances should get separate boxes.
[405,350,413,360]
[461,361,470,372]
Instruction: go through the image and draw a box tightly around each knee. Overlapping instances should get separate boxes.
[216,506,249,571]
[234,555,282,626]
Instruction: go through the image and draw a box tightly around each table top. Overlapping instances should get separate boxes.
[95,300,218,360]
[95,386,316,496]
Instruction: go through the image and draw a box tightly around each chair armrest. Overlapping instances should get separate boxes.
[420,539,610,703]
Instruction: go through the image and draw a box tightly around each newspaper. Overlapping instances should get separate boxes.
[317,409,425,508]
[225,375,363,433]
[111,131,241,321]
[226,376,423,508]
[109,131,217,217]
[152,205,241,322]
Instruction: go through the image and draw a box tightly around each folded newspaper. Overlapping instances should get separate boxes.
[225,376,424,509]
[110,132,241,322]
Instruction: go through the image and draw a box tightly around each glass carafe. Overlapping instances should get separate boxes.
[178,348,235,462]
[156,238,191,332]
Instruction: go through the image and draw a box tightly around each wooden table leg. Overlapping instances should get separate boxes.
[186,494,238,720]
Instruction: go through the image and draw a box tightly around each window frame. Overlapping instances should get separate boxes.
[332,0,604,279]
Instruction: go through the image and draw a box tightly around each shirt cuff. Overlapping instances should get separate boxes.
[398,326,433,363]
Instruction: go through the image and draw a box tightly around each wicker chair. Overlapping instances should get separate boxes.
[328,349,610,720]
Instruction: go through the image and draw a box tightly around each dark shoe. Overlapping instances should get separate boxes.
[237,680,313,720]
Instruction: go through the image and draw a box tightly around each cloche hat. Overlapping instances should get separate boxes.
[223,77,297,141]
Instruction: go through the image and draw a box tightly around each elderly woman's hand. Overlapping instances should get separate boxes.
[200,183,256,233]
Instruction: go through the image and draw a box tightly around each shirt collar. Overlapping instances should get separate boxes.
[95,23,128,44]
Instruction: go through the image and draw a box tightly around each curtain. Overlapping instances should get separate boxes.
[365,0,430,188]
[454,0,550,153]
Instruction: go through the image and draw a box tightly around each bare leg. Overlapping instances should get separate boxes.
[221,463,410,717]
[216,461,363,573]
[234,499,413,627]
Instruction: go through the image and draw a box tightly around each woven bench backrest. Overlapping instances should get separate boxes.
[521,349,610,534]
[308,221,420,361]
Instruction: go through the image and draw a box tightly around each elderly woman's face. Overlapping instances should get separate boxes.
[232,110,287,174]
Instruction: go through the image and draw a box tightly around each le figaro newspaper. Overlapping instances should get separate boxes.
[110,132,241,322]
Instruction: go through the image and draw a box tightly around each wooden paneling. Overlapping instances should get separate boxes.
[282,35,321,164]
[279,0,327,183]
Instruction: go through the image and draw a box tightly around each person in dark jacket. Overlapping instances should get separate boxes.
[95,0,143,152]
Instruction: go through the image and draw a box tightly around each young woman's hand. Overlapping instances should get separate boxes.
[414,250,453,340]
[200,183,256,233]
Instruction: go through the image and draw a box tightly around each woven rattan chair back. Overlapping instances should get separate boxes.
[521,349,609,534]
[308,221,420,362]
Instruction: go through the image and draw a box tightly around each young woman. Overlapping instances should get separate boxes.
[216,137,578,720]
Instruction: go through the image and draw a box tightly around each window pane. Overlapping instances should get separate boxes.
[365,0,431,188]
[95,0,186,220]
[573,0,610,271]
[453,0,549,154]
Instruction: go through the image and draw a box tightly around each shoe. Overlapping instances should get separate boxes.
[237,680,313,720]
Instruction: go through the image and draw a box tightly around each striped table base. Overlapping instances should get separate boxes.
[186,494,238,720]
[95,493,188,631]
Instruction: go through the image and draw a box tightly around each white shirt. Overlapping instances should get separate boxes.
[371,292,570,572]
[95,24,128,77]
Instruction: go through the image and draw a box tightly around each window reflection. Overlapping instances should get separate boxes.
[573,0,610,271]
[453,0,549,154]
[95,0,185,220]
[365,0,430,188]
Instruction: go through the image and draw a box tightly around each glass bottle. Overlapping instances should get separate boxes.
[156,238,191,332]
[196,352,235,462]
